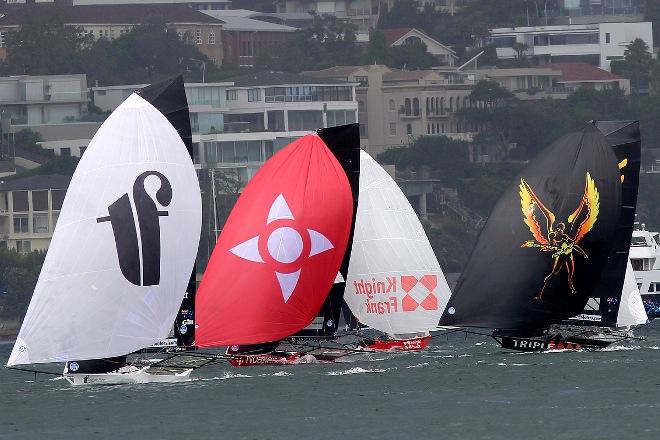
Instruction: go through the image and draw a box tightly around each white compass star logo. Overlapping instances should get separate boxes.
[229,194,334,302]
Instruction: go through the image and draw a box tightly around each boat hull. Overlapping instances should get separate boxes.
[64,366,192,386]
[362,335,431,351]
[499,336,611,352]
[229,352,317,367]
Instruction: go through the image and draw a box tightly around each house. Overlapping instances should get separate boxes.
[304,65,476,156]
[549,62,631,94]
[201,10,296,68]
[72,0,232,10]
[0,3,225,65]
[0,173,71,253]
[382,28,458,66]
[490,21,654,71]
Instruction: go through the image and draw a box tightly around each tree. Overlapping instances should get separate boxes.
[256,13,360,72]
[611,38,653,94]
[512,42,530,60]
[362,29,392,65]
[1,12,92,75]
[389,40,437,69]
[468,80,515,107]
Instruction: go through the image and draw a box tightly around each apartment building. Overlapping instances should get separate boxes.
[0,74,103,158]
[490,21,654,71]
[91,72,358,183]
[0,3,225,65]
[304,65,475,156]
[0,174,70,253]
[71,0,232,10]
[476,62,630,100]
[273,0,381,42]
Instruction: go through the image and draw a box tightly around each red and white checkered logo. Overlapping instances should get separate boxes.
[401,275,438,312]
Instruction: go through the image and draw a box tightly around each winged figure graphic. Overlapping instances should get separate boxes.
[519,172,600,300]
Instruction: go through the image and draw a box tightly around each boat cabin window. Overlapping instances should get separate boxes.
[631,236,647,246]
[631,258,652,271]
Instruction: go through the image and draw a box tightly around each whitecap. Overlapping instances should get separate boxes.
[326,367,388,376]
[406,362,430,369]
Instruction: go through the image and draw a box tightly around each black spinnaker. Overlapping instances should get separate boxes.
[440,122,622,333]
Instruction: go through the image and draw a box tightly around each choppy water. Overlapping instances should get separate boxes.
[1,323,659,440]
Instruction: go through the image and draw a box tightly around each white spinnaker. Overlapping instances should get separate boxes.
[344,150,450,335]
[8,94,201,366]
[616,259,648,327]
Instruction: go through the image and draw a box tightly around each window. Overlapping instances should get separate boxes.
[208,31,216,45]
[13,214,28,233]
[388,99,395,111]
[412,98,420,116]
[226,90,237,100]
[51,190,65,210]
[404,98,411,116]
[326,110,356,128]
[0,32,5,48]
[264,86,352,103]
[32,190,48,211]
[16,240,31,254]
[440,97,445,114]
[247,89,261,102]
[406,124,412,135]
[605,33,610,44]
[12,191,28,212]
[33,214,49,234]
[60,147,71,157]
[389,123,396,135]
[195,30,202,45]
[79,146,86,156]
[97,90,106,96]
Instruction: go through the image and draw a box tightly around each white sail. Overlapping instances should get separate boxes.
[616,259,648,327]
[8,94,201,366]
[344,150,450,335]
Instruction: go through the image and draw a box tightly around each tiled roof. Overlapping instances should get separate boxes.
[0,4,223,26]
[382,28,413,46]
[0,174,71,191]
[548,62,623,82]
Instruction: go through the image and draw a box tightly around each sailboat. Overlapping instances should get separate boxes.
[195,126,355,366]
[6,76,202,384]
[439,121,640,352]
[343,150,451,351]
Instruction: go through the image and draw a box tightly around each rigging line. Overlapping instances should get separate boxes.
[6,366,62,377]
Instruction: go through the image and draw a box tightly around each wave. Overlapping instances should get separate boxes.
[259,371,293,377]
[199,372,252,381]
[599,345,641,352]
[326,367,389,376]
[406,362,430,369]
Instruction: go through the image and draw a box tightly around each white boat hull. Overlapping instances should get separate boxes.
[64,366,192,386]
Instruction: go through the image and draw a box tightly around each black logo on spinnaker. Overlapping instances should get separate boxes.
[97,171,172,286]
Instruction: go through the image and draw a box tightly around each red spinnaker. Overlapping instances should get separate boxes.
[196,134,353,347]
